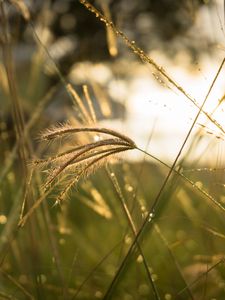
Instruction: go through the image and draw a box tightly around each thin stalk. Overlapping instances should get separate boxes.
[0,270,34,300]
[42,127,136,147]
[68,146,133,168]
[71,240,122,300]
[102,57,225,299]
[177,258,225,297]
[44,139,134,189]
[0,2,27,177]
[42,199,69,299]
[66,83,92,124]
[154,224,194,299]
[19,146,133,227]
[1,4,44,298]
[0,83,59,184]
[34,138,131,166]
[82,85,97,124]
[136,148,225,213]
[106,166,161,300]
[79,0,225,136]
[56,147,133,202]
[146,57,225,215]
[0,291,18,300]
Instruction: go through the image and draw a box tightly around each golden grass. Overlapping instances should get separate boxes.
[1,0,225,299]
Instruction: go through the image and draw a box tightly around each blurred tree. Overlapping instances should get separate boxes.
[3,0,215,67]
[0,0,216,137]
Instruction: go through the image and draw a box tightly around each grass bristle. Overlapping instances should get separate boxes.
[2,1,225,299]
[36,124,136,195]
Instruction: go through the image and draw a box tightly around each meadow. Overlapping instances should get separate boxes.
[1,0,225,299]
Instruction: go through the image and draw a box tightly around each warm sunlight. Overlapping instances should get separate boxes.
[102,0,225,163]
[1,0,225,299]
[125,53,225,163]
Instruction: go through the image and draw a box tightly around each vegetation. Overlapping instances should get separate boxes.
[1,0,225,299]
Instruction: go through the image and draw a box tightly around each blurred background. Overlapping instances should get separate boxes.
[1,0,225,163]
[1,1,225,299]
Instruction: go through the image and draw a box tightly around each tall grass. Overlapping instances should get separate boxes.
[1,1,225,299]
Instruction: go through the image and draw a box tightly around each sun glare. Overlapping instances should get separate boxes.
[100,0,225,164]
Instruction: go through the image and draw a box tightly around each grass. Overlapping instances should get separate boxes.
[1,0,225,299]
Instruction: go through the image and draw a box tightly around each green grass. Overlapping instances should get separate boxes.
[1,0,225,299]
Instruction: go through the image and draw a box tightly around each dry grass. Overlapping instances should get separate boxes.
[1,1,225,299]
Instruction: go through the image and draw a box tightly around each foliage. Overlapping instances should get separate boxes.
[0,0,225,299]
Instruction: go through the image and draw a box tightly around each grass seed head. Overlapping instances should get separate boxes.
[35,124,136,200]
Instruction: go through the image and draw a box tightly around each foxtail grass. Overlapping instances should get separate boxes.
[18,125,136,226]
[2,1,225,299]
[37,125,136,195]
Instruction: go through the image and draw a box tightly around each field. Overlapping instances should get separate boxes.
[1,0,225,299]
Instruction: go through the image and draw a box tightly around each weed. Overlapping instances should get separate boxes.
[1,0,225,299]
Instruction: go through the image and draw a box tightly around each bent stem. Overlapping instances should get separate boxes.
[19,146,133,227]
[79,0,225,136]
[102,58,225,299]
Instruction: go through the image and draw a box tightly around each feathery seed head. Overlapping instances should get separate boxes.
[35,124,136,203]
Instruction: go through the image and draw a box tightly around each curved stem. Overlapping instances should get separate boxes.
[103,57,225,299]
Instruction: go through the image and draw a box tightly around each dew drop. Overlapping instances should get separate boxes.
[125,184,133,192]
[0,215,7,225]
[148,211,155,222]
[195,181,203,188]
[140,205,146,212]
[95,291,103,298]
[125,235,132,244]
[94,134,101,142]
[164,294,172,300]
[136,254,143,263]
[152,273,158,282]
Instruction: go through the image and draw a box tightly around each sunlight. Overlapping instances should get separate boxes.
[125,52,225,163]
[105,0,225,163]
